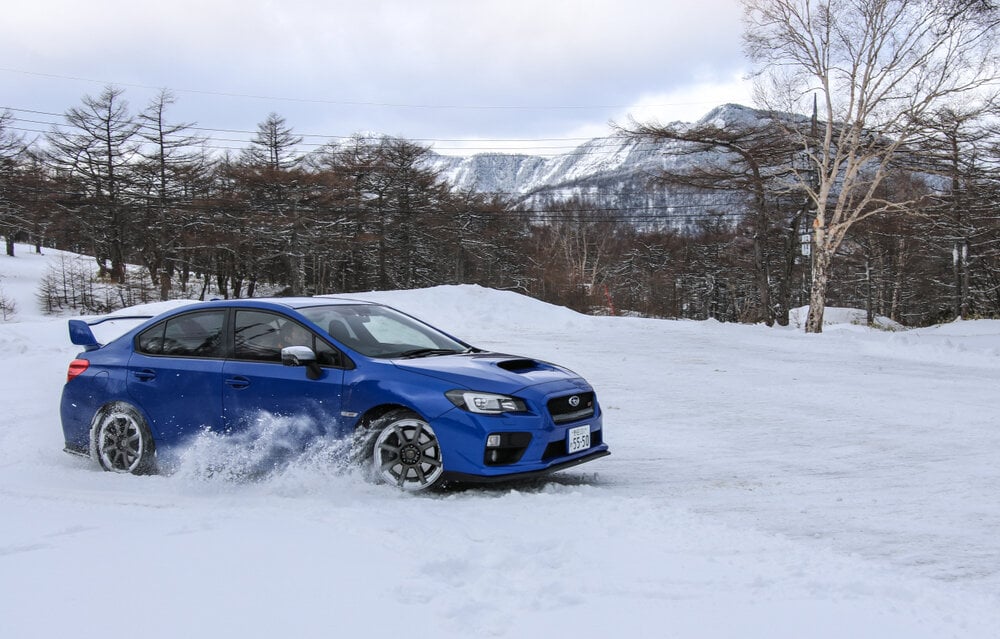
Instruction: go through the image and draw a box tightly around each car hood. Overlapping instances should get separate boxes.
[390,352,585,393]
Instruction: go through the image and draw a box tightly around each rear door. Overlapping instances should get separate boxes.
[127,309,226,445]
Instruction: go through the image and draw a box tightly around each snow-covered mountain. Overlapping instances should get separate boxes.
[426,104,769,225]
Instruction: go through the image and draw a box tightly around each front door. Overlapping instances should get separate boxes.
[222,310,346,441]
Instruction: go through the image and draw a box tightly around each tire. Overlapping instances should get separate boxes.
[92,403,156,475]
[362,410,444,492]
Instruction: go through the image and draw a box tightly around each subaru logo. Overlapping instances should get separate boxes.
[568,395,580,408]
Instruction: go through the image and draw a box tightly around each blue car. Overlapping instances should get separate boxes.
[60,298,609,490]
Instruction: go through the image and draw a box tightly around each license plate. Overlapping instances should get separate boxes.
[567,425,591,454]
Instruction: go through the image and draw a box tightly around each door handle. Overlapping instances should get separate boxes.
[225,376,250,389]
[133,369,156,381]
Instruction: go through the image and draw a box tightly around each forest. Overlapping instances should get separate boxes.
[2,85,1000,327]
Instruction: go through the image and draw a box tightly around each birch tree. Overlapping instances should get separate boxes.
[742,0,1000,331]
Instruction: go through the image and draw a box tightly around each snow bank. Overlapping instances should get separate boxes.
[2,244,1000,638]
[788,305,904,331]
[0,245,67,320]
[336,284,592,334]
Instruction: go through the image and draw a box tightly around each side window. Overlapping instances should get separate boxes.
[234,311,283,362]
[314,340,344,368]
[234,310,346,367]
[136,323,166,354]
[136,311,225,358]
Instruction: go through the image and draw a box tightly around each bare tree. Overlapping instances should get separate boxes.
[743,0,1000,331]
[309,135,450,291]
[46,86,141,283]
[136,89,208,299]
[0,110,28,256]
[237,113,308,295]
[910,105,998,319]
[626,110,806,325]
[244,112,303,172]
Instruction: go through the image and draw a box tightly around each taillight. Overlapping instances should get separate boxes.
[67,359,90,383]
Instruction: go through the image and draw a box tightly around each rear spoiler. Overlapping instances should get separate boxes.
[68,315,154,352]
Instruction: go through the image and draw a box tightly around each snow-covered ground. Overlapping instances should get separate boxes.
[2,245,999,638]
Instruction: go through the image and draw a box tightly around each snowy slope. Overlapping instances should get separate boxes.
[425,104,764,229]
[427,105,767,196]
[428,133,681,195]
[2,246,1000,638]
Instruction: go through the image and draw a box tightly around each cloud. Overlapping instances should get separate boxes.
[3,0,751,153]
[616,74,756,127]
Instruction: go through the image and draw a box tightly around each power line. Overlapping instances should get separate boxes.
[0,67,718,112]
[1,105,624,146]
[7,123,666,156]
[0,65,723,155]
[3,111,676,155]
[2,108,600,144]
[4,118,751,206]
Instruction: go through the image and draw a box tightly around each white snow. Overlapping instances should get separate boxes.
[2,245,999,638]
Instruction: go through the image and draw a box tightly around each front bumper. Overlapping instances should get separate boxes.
[441,447,610,484]
[428,379,609,480]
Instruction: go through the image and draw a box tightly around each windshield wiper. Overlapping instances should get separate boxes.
[398,348,463,359]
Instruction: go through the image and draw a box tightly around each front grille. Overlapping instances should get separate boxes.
[547,392,595,424]
[542,429,602,461]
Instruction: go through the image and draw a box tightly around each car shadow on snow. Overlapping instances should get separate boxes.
[436,470,611,496]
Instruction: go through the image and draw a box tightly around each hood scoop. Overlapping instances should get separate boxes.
[497,358,544,373]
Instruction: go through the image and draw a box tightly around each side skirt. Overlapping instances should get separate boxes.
[63,444,90,458]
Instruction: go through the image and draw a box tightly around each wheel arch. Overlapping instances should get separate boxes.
[355,403,423,431]
[88,400,158,473]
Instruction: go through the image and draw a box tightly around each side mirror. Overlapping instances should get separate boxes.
[281,346,322,380]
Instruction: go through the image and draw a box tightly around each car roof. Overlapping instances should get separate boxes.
[77,297,385,351]
[189,296,379,310]
[249,296,378,309]
[113,297,381,325]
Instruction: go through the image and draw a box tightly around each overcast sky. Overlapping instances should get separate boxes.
[1,0,753,156]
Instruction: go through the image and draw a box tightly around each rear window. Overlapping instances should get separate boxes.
[136,311,225,358]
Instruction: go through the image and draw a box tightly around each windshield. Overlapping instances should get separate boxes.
[298,304,470,359]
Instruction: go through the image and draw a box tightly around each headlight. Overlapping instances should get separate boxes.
[446,390,527,414]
